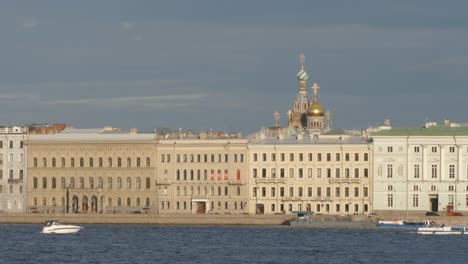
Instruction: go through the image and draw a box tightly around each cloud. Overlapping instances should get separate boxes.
[23,19,39,28]
[121,21,134,30]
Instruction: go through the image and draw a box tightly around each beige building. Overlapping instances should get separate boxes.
[26,128,157,214]
[155,132,249,214]
[249,131,373,215]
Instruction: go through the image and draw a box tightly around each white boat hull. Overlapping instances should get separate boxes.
[42,224,82,234]
[417,226,468,235]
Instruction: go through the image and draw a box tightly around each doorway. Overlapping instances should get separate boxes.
[430,195,438,212]
[196,202,206,214]
[256,204,265,214]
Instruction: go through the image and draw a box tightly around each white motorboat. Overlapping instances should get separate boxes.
[417,225,468,235]
[41,220,83,234]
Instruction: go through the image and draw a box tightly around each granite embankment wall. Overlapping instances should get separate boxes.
[0,213,292,226]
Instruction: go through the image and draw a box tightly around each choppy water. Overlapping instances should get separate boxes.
[1,224,467,264]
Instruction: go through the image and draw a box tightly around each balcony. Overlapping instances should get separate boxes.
[8,178,23,184]
[328,178,362,184]
[255,178,286,184]
[156,179,172,185]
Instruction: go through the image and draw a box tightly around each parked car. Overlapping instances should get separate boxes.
[425,211,439,216]
[367,212,379,218]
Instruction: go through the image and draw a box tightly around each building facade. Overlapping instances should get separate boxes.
[25,130,157,214]
[156,133,249,214]
[249,132,373,215]
[372,123,468,215]
[0,126,28,212]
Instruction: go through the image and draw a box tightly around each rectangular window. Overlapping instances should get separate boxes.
[449,164,455,179]
[326,168,331,178]
[289,153,294,162]
[345,153,350,161]
[414,164,420,178]
[432,146,437,153]
[308,187,312,197]
[326,153,331,161]
[364,187,368,197]
[298,187,303,197]
[354,187,359,197]
[253,168,257,178]
[355,153,359,161]
[449,146,455,153]
[289,168,294,178]
[271,153,276,161]
[299,153,303,162]
[271,187,276,197]
[345,168,350,178]
[20,141,23,148]
[307,168,313,178]
[326,187,331,197]
[262,168,267,178]
[253,153,257,162]
[387,147,393,153]
[345,187,349,197]
[449,194,454,206]
[317,187,322,197]
[336,153,340,162]
[335,187,340,197]
[161,154,165,163]
[466,194,468,207]
[335,168,340,178]
[387,164,393,178]
[262,153,267,162]
[355,168,360,178]
[413,194,419,207]
[432,164,438,178]
[414,146,420,153]
[317,153,322,162]
[308,153,313,161]
[262,187,266,197]
[280,153,285,161]
[317,168,322,178]
[364,168,369,178]
[271,168,276,178]
[253,187,257,197]
[280,187,284,197]
[298,168,303,178]
[289,187,294,197]
[364,153,368,161]
[234,154,238,162]
[9,141,13,148]
[388,194,393,207]
[280,168,285,178]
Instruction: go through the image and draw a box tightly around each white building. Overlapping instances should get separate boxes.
[372,122,468,215]
[0,126,28,212]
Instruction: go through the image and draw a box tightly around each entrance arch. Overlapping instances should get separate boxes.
[72,196,79,213]
[306,203,311,212]
[91,196,98,213]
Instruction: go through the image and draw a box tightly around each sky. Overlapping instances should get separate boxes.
[0,0,467,134]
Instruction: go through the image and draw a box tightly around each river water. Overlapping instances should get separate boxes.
[1,224,467,264]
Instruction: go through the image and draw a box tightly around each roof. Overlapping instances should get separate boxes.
[27,133,156,143]
[372,126,468,136]
[249,136,370,145]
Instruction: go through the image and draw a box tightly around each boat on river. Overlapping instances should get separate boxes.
[41,220,83,234]
[418,225,468,235]
[377,220,434,228]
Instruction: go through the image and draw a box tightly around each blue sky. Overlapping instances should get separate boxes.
[0,0,467,133]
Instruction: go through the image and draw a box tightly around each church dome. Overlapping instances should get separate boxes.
[307,102,324,116]
[296,69,308,81]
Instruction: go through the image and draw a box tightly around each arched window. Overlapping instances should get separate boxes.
[183,170,187,180]
[89,158,94,167]
[237,186,241,196]
[61,157,65,167]
[108,198,112,206]
[108,178,113,189]
[190,170,194,180]
[42,177,47,189]
[136,198,141,206]
[52,177,56,189]
[118,157,122,167]
[146,157,150,167]
[146,177,150,189]
[33,177,38,189]
[108,157,112,167]
[127,198,131,206]
[117,177,122,189]
[225,186,228,196]
[70,177,75,188]
[146,198,150,207]
[20,185,23,193]
[52,158,56,167]
[61,178,66,188]
[71,158,75,167]
[42,197,46,206]
[127,157,131,167]
[52,197,56,206]
[197,170,201,180]
[89,178,94,189]
[33,158,38,167]
[136,157,141,167]
[42,158,47,167]
[218,186,221,196]
[99,157,103,167]
[33,197,37,206]
[211,187,215,196]
[127,177,131,189]
[98,178,103,188]
[176,170,180,180]
[80,177,84,189]
[136,178,141,189]
[80,158,84,167]
[118,198,122,206]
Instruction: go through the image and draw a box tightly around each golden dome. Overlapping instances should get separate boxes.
[307,102,324,116]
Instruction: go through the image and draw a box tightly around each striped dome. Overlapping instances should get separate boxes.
[296,69,309,81]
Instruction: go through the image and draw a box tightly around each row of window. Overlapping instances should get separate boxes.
[160,153,245,163]
[0,141,23,149]
[0,153,24,163]
[253,167,369,179]
[386,194,468,207]
[386,185,468,192]
[33,157,151,168]
[0,185,23,194]
[32,177,152,189]
[159,200,246,211]
[0,170,24,179]
[261,203,369,214]
[386,145,465,153]
[253,186,369,198]
[174,169,242,181]
[385,164,468,179]
[32,196,151,207]
[174,185,242,196]
[252,152,369,162]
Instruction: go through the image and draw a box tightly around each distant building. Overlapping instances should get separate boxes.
[28,123,67,134]
[0,126,28,212]
[372,120,468,215]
